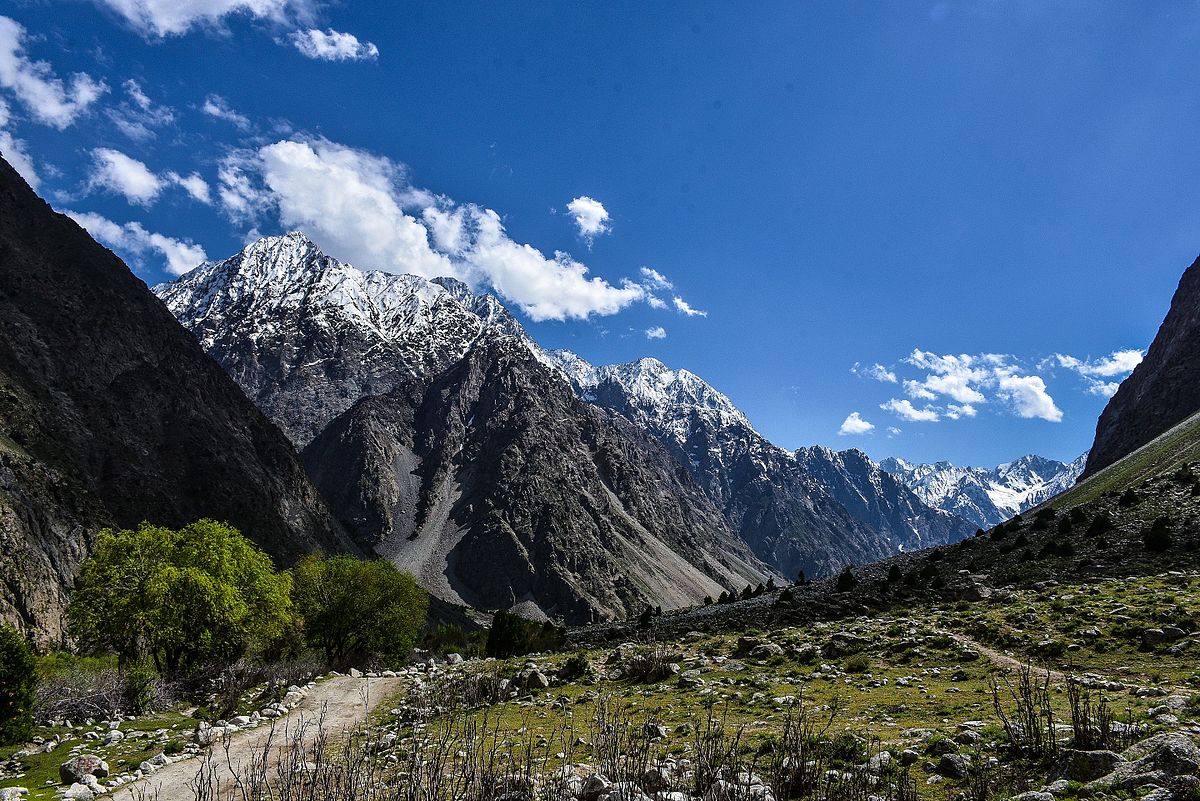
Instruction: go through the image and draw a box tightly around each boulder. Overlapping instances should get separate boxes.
[60,755,109,785]
[1058,749,1125,782]
[936,753,971,780]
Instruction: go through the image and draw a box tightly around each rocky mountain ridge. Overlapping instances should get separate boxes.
[879,453,1087,529]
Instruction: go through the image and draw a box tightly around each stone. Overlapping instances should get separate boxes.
[1059,749,1125,782]
[348,668,362,678]
[60,756,109,785]
[935,754,971,780]
[446,653,464,665]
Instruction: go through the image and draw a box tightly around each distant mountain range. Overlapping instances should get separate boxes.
[878,453,1088,529]
[153,231,1084,619]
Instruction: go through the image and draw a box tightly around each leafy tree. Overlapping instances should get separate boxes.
[1086,513,1115,537]
[0,624,35,745]
[486,611,564,658]
[886,563,903,584]
[1057,516,1074,536]
[292,555,427,666]
[69,520,293,675]
[1118,488,1141,507]
[795,570,807,585]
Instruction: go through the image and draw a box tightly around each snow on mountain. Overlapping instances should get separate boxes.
[878,452,1088,529]
[154,231,537,445]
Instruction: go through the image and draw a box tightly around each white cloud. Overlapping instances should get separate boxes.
[89,0,309,37]
[167,171,212,204]
[291,28,378,61]
[0,16,107,129]
[108,79,175,140]
[0,98,37,188]
[1087,381,1121,398]
[89,148,164,205]
[996,374,1062,422]
[880,398,940,423]
[217,137,649,321]
[201,94,251,129]
[945,403,977,420]
[1054,349,1142,398]
[645,326,666,340]
[851,362,897,383]
[673,296,707,317]
[838,412,874,436]
[646,295,667,310]
[886,426,901,437]
[639,266,673,290]
[68,210,207,276]
[566,196,611,242]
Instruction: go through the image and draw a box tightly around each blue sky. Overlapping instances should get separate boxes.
[1,1,1195,467]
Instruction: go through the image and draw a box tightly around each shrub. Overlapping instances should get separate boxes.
[69,520,294,676]
[886,563,903,583]
[0,624,36,745]
[843,654,872,674]
[1144,517,1173,554]
[423,624,487,658]
[292,555,428,667]
[1057,516,1074,536]
[1119,489,1141,507]
[1086,512,1115,537]
[485,611,565,658]
[835,565,857,592]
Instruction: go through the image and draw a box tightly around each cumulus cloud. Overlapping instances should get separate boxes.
[69,210,207,275]
[0,98,37,188]
[167,171,212,203]
[639,266,673,290]
[89,148,164,205]
[216,137,652,320]
[887,426,901,437]
[89,0,309,37]
[646,295,667,310]
[0,16,107,129]
[673,296,707,317]
[880,398,940,423]
[108,79,175,140]
[1053,349,1143,398]
[566,196,611,242]
[645,326,666,340]
[291,28,378,61]
[838,412,874,436]
[851,362,897,383]
[201,94,251,129]
[996,374,1063,422]
[945,403,977,420]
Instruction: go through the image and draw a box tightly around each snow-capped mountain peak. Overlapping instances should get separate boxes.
[879,452,1087,529]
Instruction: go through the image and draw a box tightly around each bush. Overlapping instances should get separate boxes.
[486,611,565,658]
[1086,513,1114,537]
[69,520,294,676]
[422,624,486,658]
[1144,517,1173,554]
[292,555,428,667]
[0,624,36,745]
[1057,516,1074,536]
[835,565,857,592]
[1119,489,1141,507]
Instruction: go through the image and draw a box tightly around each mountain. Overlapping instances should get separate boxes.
[794,446,976,550]
[0,158,351,643]
[154,232,532,448]
[878,453,1087,529]
[1084,253,1200,478]
[302,339,773,622]
[545,352,916,578]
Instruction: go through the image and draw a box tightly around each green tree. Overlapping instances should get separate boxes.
[69,520,293,675]
[0,624,36,745]
[485,610,564,658]
[835,565,857,592]
[292,555,427,666]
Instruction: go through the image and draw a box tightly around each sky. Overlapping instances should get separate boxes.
[1,1,1196,467]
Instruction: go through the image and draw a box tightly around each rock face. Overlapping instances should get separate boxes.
[545,353,904,579]
[0,157,350,643]
[879,453,1087,529]
[154,232,531,448]
[303,339,773,622]
[794,446,975,550]
[1085,254,1200,478]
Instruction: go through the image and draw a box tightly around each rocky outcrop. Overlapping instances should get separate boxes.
[304,339,773,623]
[0,156,350,643]
[1085,254,1200,478]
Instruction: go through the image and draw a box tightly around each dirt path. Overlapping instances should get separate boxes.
[109,675,404,801]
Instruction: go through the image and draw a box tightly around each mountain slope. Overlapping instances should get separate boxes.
[154,233,532,448]
[302,339,772,622]
[546,352,904,578]
[0,157,351,642]
[794,446,975,549]
[879,454,1087,529]
[1084,253,1200,478]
